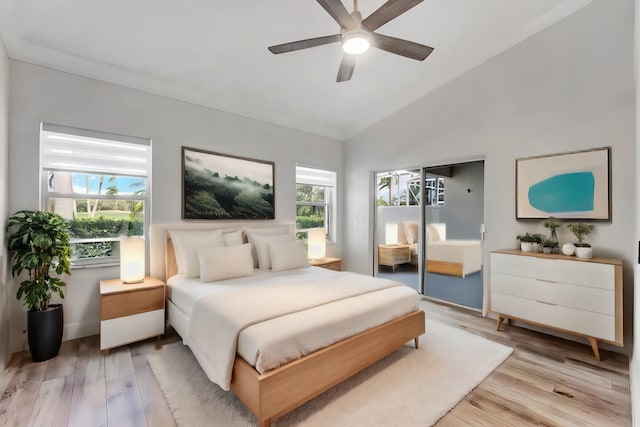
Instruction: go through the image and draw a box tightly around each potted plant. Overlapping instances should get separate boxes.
[542,217,561,242]
[516,232,542,252]
[541,239,559,254]
[567,222,595,259]
[7,210,71,362]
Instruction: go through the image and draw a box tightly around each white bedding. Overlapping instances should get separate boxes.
[408,239,482,277]
[167,267,419,390]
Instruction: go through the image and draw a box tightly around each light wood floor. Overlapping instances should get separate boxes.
[0,299,631,426]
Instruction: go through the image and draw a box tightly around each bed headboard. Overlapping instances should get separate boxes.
[149,221,295,281]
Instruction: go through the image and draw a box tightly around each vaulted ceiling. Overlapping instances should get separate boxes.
[0,0,592,140]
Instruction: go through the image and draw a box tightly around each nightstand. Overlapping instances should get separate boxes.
[309,257,342,271]
[100,277,165,352]
[378,244,411,271]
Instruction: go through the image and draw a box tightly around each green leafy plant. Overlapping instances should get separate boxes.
[541,239,559,248]
[516,232,542,243]
[567,223,595,247]
[7,210,72,311]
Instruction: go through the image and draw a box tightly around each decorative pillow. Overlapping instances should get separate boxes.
[169,229,224,277]
[249,233,295,269]
[403,221,419,244]
[244,227,292,267]
[223,229,243,246]
[268,240,310,272]
[198,244,254,282]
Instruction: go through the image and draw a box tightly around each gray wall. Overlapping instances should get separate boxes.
[0,36,9,369]
[425,161,484,240]
[7,61,344,353]
[344,0,635,354]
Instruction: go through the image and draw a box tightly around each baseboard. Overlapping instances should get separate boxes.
[62,320,99,343]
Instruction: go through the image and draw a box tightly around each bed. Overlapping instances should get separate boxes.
[149,222,425,427]
[403,221,482,278]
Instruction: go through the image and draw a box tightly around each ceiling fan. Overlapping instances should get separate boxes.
[268,0,434,82]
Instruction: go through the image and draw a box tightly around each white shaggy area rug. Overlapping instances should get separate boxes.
[147,318,512,426]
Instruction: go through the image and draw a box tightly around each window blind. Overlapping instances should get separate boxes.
[40,123,150,177]
[296,166,336,187]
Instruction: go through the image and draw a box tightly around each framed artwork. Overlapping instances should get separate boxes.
[516,147,610,220]
[182,147,275,220]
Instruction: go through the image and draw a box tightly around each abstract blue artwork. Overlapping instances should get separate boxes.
[528,172,594,213]
[516,148,610,220]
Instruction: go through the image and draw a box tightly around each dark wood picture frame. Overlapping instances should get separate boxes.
[515,147,611,221]
[181,146,275,220]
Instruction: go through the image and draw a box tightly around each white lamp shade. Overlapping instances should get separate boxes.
[307,228,326,260]
[385,223,399,245]
[120,236,145,284]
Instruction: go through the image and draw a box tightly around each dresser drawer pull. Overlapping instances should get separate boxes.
[536,300,557,306]
[535,278,557,284]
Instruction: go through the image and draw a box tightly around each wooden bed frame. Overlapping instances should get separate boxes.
[159,226,425,427]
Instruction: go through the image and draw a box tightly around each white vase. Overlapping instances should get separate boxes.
[561,243,576,256]
[520,242,535,252]
[542,247,552,254]
[575,246,593,259]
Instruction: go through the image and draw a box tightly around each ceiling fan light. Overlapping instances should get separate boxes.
[342,32,370,55]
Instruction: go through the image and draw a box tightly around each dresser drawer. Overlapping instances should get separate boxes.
[491,253,615,290]
[491,293,615,341]
[491,273,614,315]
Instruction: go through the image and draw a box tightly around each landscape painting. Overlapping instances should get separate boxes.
[182,147,275,220]
[516,147,610,220]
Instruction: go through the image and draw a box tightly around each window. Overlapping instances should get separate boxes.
[295,166,337,242]
[424,177,445,206]
[40,123,151,267]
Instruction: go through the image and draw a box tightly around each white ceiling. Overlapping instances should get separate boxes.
[0,0,592,140]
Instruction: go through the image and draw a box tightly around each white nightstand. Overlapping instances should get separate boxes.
[99,277,165,352]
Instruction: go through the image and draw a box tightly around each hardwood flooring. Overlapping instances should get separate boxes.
[0,299,631,426]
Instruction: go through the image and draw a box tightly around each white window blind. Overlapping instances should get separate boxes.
[295,166,336,187]
[41,123,150,177]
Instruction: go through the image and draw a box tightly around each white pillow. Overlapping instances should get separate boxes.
[198,244,254,282]
[403,221,419,244]
[223,229,243,246]
[268,240,310,272]
[169,229,224,277]
[249,233,295,269]
[245,227,292,267]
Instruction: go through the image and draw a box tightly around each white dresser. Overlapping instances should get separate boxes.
[490,250,622,360]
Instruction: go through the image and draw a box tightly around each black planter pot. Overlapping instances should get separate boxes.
[27,304,63,362]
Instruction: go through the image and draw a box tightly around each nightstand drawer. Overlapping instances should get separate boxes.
[318,260,342,271]
[100,309,165,350]
[101,286,164,320]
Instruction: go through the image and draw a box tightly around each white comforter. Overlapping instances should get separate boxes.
[185,271,414,390]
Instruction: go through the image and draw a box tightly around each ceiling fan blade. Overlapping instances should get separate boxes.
[268,34,341,54]
[336,54,356,82]
[316,0,357,30]
[371,33,433,61]
[362,0,423,31]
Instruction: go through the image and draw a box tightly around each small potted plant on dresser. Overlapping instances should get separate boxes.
[567,222,595,259]
[7,210,71,362]
[541,239,559,254]
[516,232,542,252]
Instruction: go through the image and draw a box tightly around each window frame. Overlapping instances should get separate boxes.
[295,165,337,243]
[39,123,151,269]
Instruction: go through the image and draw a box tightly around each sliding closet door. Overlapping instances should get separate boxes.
[421,161,485,310]
[373,169,421,292]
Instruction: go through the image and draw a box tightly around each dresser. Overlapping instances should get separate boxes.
[490,250,622,360]
[100,277,165,352]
